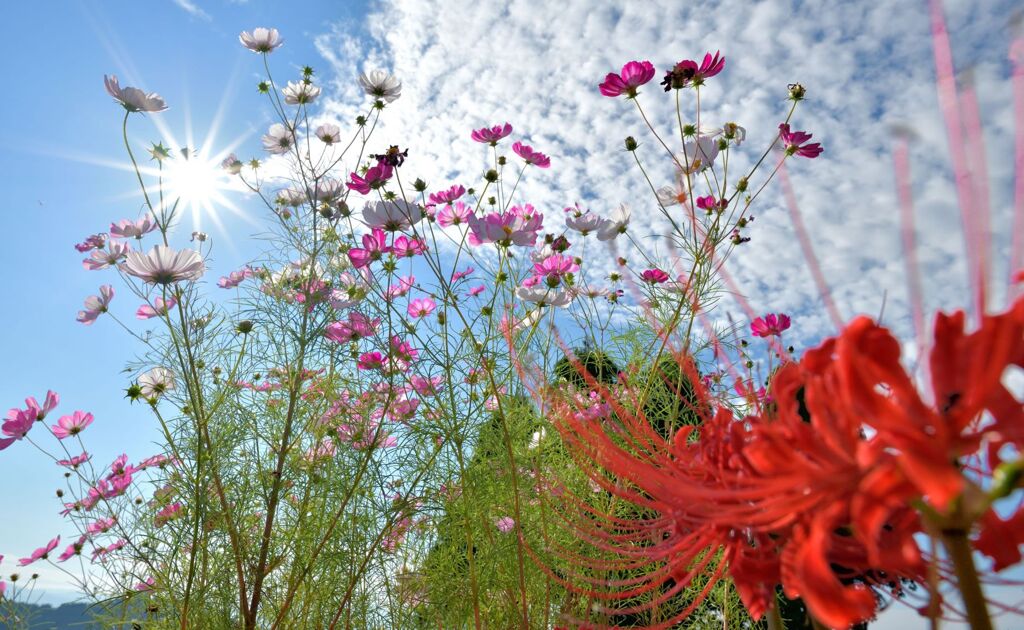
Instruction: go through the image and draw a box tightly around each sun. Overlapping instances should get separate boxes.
[163,148,224,210]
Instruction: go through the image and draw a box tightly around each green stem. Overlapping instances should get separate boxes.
[942,529,993,630]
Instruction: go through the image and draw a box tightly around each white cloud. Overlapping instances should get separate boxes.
[171,0,210,21]
[312,0,1021,356]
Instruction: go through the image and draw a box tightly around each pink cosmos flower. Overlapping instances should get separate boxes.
[495,516,516,533]
[57,452,91,468]
[25,391,59,421]
[348,228,390,269]
[598,60,656,98]
[533,253,579,288]
[57,536,88,563]
[362,200,423,231]
[357,351,386,371]
[468,205,544,248]
[83,241,130,270]
[87,516,117,536]
[347,160,394,194]
[451,266,475,282]
[392,235,426,258]
[437,201,473,227]
[428,184,465,205]
[221,153,243,174]
[218,266,255,289]
[565,209,604,235]
[468,285,485,297]
[77,285,115,325]
[641,268,670,284]
[750,312,792,337]
[154,503,184,527]
[409,374,444,397]
[330,269,372,309]
[305,437,337,463]
[135,577,155,592]
[325,312,381,343]
[91,538,127,561]
[695,195,728,212]
[139,367,175,399]
[110,214,157,239]
[661,51,725,90]
[512,142,551,168]
[778,123,824,158]
[387,397,420,423]
[51,410,94,440]
[18,536,60,566]
[122,245,204,284]
[407,297,436,319]
[104,75,167,113]
[239,27,284,53]
[136,297,177,320]
[75,234,106,253]
[0,408,34,451]
[385,275,416,301]
[262,123,294,154]
[471,122,513,145]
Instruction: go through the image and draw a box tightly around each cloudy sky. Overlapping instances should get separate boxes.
[2,0,1021,624]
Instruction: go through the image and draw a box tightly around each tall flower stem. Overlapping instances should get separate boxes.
[942,529,993,630]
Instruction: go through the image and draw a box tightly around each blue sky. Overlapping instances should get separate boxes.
[1,0,1022,625]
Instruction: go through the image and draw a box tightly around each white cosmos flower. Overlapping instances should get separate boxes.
[677,136,720,174]
[528,427,547,450]
[565,211,604,235]
[596,203,631,241]
[239,27,284,53]
[139,367,176,399]
[316,123,341,144]
[516,286,572,308]
[282,80,321,105]
[103,75,168,113]
[656,176,689,207]
[358,70,402,103]
[122,245,205,285]
[262,123,295,155]
[362,200,423,231]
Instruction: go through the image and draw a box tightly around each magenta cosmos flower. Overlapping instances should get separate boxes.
[750,312,792,337]
[348,228,391,269]
[77,284,115,325]
[471,122,513,145]
[467,205,544,248]
[599,60,656,98]
[661,51,725,90]
[437,201,473,227]
[51,410,94,440]
[778,123,824,158]
[428,184,465,206]
[512,142,551,168]
[347,160,394,194]
[122,245,205,284]
[325,312,380,343]
[18,536,60,566]
[641,268,670,284]
[239,27,284,53]
[1,408,34,451]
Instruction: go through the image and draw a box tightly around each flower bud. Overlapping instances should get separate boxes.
[56,489,64,498]
[624,136,638,151]
[236,320,254,334]
[497,156,507,166]
[413,178,427,192]
[487,196,496,206]
[788,83,806,101]
[736,177,748,193]
[485,169,499,183]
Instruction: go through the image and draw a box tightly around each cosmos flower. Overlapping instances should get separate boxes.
[358,70,402,103]
[347,228,391,269]
[77,285,114,325]
[428,184,465,206]
[437,201,473,227]
[0,408,35,451]
[282,80,321,105]
[347,160,394,194]
[468,205,544,248]
[110,214,157,239]
[83,241,131,271]
[138,367,176,399]
[640,268,670,284]
[598,60,656,98]
[136,297,177,320]
[471,122,513,145]
[362,200,422,231]
[19,536,61,566]
[407,298,436,319]
[679,136,720,173]
[495,516,516,533]
[221,153,243,174]
[74,234,107,253]
[325,312,380,343]
[239,27,284,53]
[315,123,340,144]
[778,123,824,158]
[512,141,551,168]
[750,313,792,337]
[218,266,255,289]
[103,75,167,113]
[595,203,631,241]
[51,411,94,440]
[122,245,205,284]
[516,285,572,307]
[565,209,604,235]
[661,51,726,90]
[262,123,295,155]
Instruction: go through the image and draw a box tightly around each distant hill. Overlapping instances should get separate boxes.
[0,602,102,629]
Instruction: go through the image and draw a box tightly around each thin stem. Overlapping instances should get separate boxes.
[942,529,993,630]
